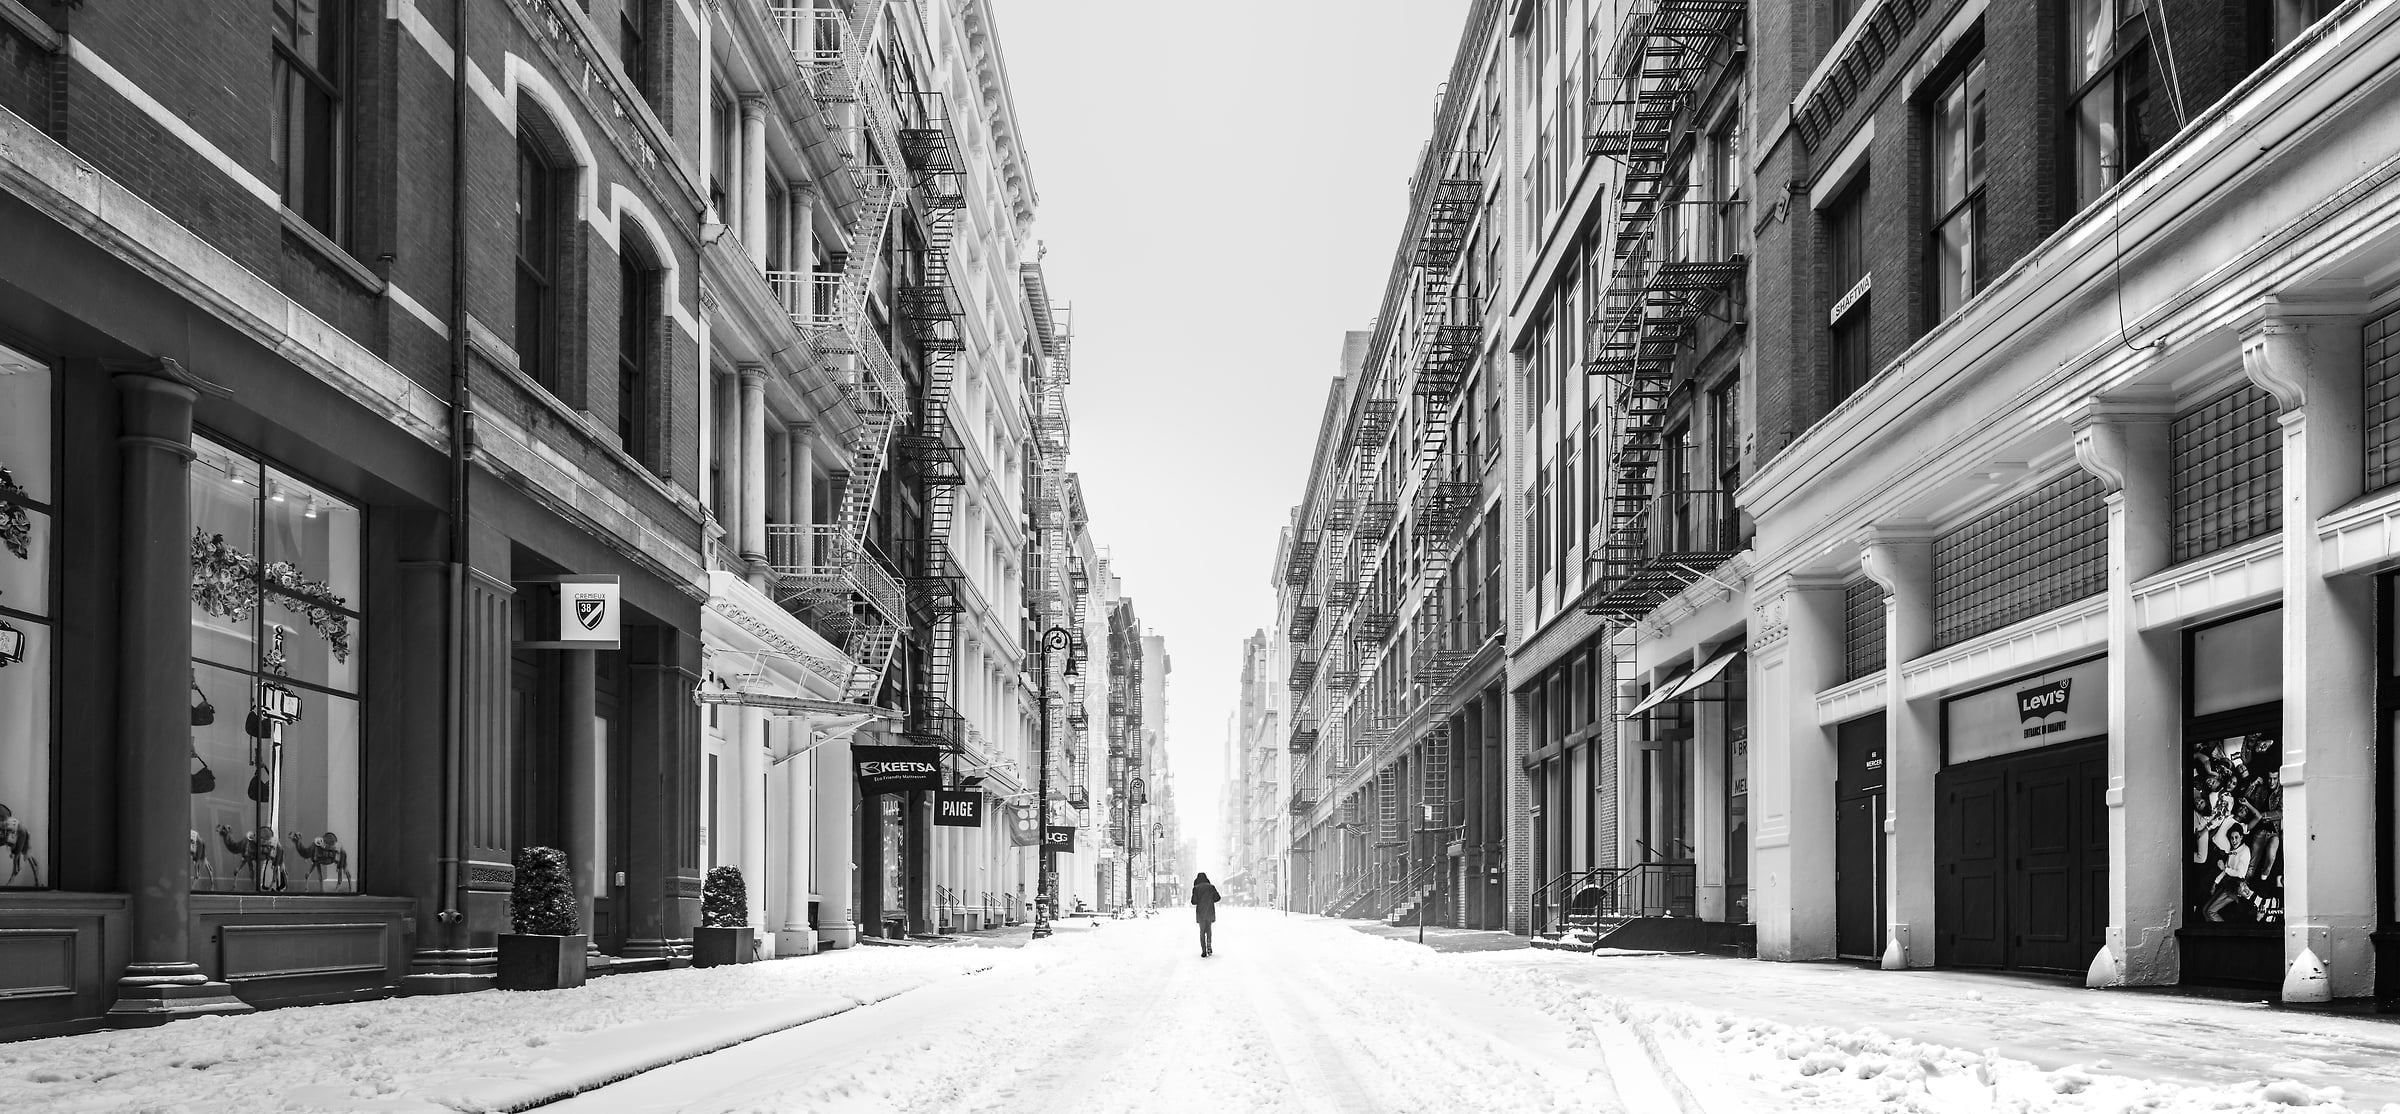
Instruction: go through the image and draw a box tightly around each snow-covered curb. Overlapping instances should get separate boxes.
[0,947,999,1113]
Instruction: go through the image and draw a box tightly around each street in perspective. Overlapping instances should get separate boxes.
[3,0,2400,1109]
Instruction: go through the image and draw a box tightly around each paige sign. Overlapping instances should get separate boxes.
[852,744,941,795]
[935,790,984,827]
[1944,657,2108,765]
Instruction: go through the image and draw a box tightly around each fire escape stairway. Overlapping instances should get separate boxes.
[890,90,969,750]
[1584,0,1746,626]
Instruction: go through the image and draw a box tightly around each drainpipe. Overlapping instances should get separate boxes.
[437,0,472,930]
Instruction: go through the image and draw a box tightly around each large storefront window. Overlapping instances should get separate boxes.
[188,436,362,893]
[0,344,54,890]
[2185,609,2283,926]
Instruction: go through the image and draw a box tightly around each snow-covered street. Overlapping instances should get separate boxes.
[554,909,2400,1114]
[4,908,2397,1112]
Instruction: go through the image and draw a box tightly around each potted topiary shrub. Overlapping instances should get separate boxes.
[496,846,587,991]
[693,865,753,967]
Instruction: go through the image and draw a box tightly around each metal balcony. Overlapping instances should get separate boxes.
[1587,488,1745,624]
[765,523,906,627]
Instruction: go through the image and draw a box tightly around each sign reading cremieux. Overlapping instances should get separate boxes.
[514,574,622,651]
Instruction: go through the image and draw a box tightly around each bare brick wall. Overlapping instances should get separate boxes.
[1751,0,2276,473]
[34,0,704,533]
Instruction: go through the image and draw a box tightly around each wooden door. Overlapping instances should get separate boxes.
[1938,766,2007,967]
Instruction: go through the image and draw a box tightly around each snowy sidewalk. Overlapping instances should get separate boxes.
[0,943,1004,1112]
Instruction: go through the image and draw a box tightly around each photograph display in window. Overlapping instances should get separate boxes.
[0,344,52,889]
[2186,731,2282,925]
[188,436,362,893]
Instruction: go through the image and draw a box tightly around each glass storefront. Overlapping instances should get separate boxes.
[0,343,52,890]
[2184,608,2283,927]
[188,436,362,893]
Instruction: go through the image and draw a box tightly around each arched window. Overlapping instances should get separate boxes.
[617,233,662,473]
[515,133,565,393]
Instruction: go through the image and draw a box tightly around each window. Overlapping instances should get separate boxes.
[617,249,659,472]
[516,136,562,391]
[621,0,657,108]
[710,87,735,219]
[272,0,348,241]
[1931,470,2109,646]
[1825,175,1873,406]
[2063,0,2157,214]
[0,344,53,890]
[189,436,364,894]
[1710,373,1742,495]
[2170,384,2281,563]
[1711,115,1747,261]
[1929,55,1988,321]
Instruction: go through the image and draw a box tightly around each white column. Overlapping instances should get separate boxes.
[714,369,741,532]
[778,718,817,955]
[794,182,820,273]
[2243,300,2375,999]
[790,422,817,535]
[740,97,768,268]
[767,425,792,533]
[739,365,769,587]
[742,706,770,940]
[814,729,860,948]
[2072,402,2180,986]
[1861,527,1936,969]
[1750,575,1847,961]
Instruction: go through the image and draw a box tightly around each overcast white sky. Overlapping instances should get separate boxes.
[993,0,1473,872]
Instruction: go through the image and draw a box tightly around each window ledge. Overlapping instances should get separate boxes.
[0,0,60,53]
[279,208,384,295]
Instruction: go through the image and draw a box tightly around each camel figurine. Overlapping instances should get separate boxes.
[289,831,351,890]
[217,824,285,891]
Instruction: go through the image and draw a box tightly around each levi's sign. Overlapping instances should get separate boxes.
[852,744,941,795]
[2017,679,2072,736]
[935,790,984,827]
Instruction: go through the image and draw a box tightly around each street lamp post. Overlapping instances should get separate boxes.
[1034,626,1073,940]
[1124,776,1146,913]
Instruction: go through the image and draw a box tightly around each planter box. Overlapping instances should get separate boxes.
[496,933,588,991]
[692,925,754,968]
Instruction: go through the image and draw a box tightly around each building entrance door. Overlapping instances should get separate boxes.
[1835,714,1886,960]
[1937,738,2106,972]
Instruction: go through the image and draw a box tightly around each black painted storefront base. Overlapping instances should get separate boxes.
[2177,926,2282,990]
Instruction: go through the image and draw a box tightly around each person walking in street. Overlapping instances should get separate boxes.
[1192,872,1221,956]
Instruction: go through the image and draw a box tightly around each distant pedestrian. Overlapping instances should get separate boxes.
[1192,872,1221,956]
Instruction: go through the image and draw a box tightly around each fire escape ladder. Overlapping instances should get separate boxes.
[1583,0,1748,625]
[1375,765,1402,848]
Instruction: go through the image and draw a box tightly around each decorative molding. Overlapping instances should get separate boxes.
[2129,535,2282,630]
[465,861,515,891]
[2317,485,2400,577]
[2238,296,2365,411]
[1898,594,2108,701]
[1855,525,1935,594]
[1815,674,1888,727]
[2067,401,2170,494]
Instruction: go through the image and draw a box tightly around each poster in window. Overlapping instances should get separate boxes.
[0,346,52,890]
[2186,732,2282,925]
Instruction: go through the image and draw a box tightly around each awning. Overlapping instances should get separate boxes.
[1666,647,1744,698]
[1621,669,1689,718]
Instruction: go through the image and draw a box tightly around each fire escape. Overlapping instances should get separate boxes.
[1584,0,1747,625]
[893,89,969,750]
[764,0,908,704]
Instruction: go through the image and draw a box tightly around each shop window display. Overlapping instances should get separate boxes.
[2186,731,2282,924]
[188,437,361,893]
[0,344,53,889]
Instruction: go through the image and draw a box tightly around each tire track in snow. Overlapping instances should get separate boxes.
[1226,943,1386,1113]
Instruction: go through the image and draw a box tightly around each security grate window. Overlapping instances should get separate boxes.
[1843,577,1886,682]
[2367,308,2400,491]
[2170,384,2280,563]
[1932,471,2108,647]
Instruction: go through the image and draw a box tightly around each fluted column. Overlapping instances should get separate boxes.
[741,705,769,937]
[1860,526,1936,969]
[2072,401,2178,986]
[738,365,769,588]
[779,718,816,955]
[105,359,248,1024]
[1750,574,1847,962]
[740,97,767,268]
[813,728,860,948]
[2242,300,2374,1000]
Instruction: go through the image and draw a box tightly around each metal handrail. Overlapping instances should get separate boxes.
[1533,862,1701,936]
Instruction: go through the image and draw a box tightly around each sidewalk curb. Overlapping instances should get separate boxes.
[409,963,993,1113]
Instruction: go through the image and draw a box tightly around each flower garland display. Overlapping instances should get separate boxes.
[189,531,352,662]
[0,465,30,561]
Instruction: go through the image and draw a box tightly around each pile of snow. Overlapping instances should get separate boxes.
[0,945,995,1112]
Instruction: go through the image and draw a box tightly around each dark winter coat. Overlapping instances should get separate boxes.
[1191,882,1221,923]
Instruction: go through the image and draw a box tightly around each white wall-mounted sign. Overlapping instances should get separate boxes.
[516,574,622,650]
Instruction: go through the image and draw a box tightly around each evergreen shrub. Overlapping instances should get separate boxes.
[511,846,577,936]
[702,865,748,928]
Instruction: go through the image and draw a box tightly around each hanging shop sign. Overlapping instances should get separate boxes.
[1943,656,2108,765]
[1043,825,1077,854]
[935,790,984,827]
[515,574,621,650]
[852,744,941,795]
[1007,803,1040,846]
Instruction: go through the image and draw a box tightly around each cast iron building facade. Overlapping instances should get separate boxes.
[1745,0,2398,1003]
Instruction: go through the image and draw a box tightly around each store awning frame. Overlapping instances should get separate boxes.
[1621,669,1689,718]
[1665,647,1744,699]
